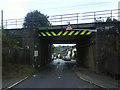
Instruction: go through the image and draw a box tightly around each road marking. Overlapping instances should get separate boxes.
[75,72,105,88]
[58,76,61,79]
[33,74,38,77]
[6,76,28,89]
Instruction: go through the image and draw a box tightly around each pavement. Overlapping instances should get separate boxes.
[71,66,120,90]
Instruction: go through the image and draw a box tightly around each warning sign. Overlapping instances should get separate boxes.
[66,23,72,30]
[34,50,38,57]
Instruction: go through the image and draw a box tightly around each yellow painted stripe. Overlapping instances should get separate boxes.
[41,32,46,36]
[62,31,69,35]
[86,31,92,35]
[68,31,75,35]
[74,31,80,35]
[57,31,63,36]
[80,30,87,35]
[38,34,41,36]
[46,32,51,36]
[51,31,57,36]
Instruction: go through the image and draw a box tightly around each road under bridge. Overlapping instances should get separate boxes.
[20,23,96,71]
[5,22,119,74]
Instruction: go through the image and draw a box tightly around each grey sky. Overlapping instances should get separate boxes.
[1,0,119,19]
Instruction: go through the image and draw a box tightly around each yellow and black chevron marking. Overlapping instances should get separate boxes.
[38,30,93,37]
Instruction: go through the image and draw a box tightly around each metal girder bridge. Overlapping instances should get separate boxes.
[3,9,119,72]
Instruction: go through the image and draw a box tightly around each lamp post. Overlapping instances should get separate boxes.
[96,28,99,74]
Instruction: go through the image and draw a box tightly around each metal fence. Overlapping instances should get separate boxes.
[3,9,120,29]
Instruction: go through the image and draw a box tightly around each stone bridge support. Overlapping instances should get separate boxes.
[22,29,52,69]
[36,39,52,68]
[76,42,96,72]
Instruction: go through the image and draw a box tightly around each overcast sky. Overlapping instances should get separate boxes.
[1,0,119,19]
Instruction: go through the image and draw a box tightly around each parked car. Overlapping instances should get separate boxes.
[63,56,71,61]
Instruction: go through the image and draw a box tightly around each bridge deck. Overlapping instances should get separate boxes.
[38,23,95,31]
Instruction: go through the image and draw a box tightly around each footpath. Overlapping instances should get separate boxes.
[71,67,120,90]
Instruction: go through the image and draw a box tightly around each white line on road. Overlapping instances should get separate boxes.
[5,76,29,90]
[33,74,38,77]
[58,76,61,79]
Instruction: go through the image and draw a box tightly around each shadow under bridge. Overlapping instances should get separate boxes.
[36,25,96,71]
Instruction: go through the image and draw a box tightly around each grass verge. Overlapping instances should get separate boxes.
[3,64,37,79]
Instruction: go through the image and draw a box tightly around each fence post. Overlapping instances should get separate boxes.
[77,13,78,24]
[94,12,96,23]
[61,15,62,25]
[111,10,112,20]
[16,19,17,28]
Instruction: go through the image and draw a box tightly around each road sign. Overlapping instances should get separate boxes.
[66,23,72,30]
[34,50,38,57]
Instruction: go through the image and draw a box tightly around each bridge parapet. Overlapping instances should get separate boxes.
[38,23,95,30]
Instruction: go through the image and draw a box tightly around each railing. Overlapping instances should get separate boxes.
[3,18,24,29]
[3,9,120,29]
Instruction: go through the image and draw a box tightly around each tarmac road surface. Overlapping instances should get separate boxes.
[13,59,98,88]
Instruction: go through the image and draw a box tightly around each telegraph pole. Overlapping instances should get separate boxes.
[0,10,3,90]
[1,10,3,30]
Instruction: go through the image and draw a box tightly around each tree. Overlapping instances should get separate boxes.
[106,17,112,22]
[23,10,50,29]
[106,17,119,22]
[2,30,22,49]
[51,44,55,54]
[106,17,120,23]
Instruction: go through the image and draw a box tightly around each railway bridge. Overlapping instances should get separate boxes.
[4,9,119,74]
